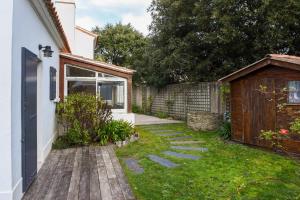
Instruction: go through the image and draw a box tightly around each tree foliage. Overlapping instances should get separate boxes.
[92,23,148,67]
[142,0,300,87]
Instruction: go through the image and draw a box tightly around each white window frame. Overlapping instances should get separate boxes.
[64,64,127,113]
[288,80,300,104]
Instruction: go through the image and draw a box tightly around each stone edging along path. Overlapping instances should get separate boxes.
[124,127,209,173]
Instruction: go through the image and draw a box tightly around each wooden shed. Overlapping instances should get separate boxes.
[219,54,300,154]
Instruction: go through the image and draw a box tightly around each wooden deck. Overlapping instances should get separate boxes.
[22,146,135,200]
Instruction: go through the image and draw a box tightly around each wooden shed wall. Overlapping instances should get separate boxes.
[230,65,300,154]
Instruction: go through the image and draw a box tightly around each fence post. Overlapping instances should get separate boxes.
[210,82,219,114]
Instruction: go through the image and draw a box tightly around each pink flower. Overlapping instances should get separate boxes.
[279,129,289,135]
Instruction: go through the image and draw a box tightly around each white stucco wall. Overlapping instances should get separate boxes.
[7,0,60,199]
[74,28,95,59]
[0,1,14,200]
[55,0,76,52]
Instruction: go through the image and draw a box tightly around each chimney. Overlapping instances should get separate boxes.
[55,0,76,52]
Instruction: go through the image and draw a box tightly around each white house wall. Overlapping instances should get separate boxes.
[74,28,95,59]
[9,0,60,199]
[0,1,14,200]
[55,0,76,51]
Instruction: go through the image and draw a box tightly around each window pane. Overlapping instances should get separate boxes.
[98,81,124,109]
[288,81,300,103]
[66,66,95,77]
[49,67,56,100]
[68,81,96,95]
[98,73,116,78]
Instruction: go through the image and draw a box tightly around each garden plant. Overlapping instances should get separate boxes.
[54,94,135,148]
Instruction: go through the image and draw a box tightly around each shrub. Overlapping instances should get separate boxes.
[219,121,231,140]
[99,120,135,145]
[56,94,112,146]
[132,104,143,114]
[290,118,300,134]
[67,120,90,145]
[155,111,168,119]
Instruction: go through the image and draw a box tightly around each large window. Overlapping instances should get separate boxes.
[98,81,124,109]
[65,65,126,110]
[67,66,95,77]
[68,81,96,95]
[288,81,300,104]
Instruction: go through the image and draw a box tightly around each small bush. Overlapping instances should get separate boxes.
[67,120,90,145]
[132,104,143,114]
[290,118,300,135]
[219,121,231,140]
[56,94,112,147]
[155,111,168,119]
[99,120,135,145]
[52,136,70,149]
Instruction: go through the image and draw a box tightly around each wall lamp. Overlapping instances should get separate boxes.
[39,44,54,57]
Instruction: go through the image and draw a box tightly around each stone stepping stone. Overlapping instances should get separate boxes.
[124,158,144,174]
[171,146,208,152]
[153,131,184,134]
[168,136,193,140]
[157,132,184,137]
[151,130,174,133]
[170,141,204,145]
[147,155,179,168]
[163,151,200,160]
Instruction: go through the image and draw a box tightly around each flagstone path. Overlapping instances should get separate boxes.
[144,127,208,168]
[124,158,144,174]
[170,141,204,145]
[170,146,208,152]
[163,151,200,160]
[168,136,193,140]
[123,127,209,172]
[147,155,179,168]
[156,132,184,137]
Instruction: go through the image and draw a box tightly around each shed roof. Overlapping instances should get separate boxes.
[60,53,135,75]
[219,54,300,82]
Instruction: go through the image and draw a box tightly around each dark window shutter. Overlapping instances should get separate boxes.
[50,67,57,100]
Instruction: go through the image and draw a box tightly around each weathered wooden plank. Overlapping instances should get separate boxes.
[23,146,135,200]
[102,146,125,200]
[107,146,135,200]
[101,147,116,179]
[79,147,90,200]
[95,147,113,200]
[89,146,102,200]
[22,150,60,200]
[55,148,76,200]
[108,178,125,200]
[44,149,70,200]
[67,148,83,200]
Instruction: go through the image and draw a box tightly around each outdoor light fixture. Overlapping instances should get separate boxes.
[38,44,54,57]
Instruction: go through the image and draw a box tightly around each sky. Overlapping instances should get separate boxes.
[75,0,152,35]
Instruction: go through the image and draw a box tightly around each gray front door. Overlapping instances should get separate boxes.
[21,47,39,192]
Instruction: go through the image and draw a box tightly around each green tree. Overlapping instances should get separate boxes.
[92,23,147,67]
[146,0,300,87]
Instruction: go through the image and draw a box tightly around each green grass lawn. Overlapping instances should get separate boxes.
[115,123,300,200]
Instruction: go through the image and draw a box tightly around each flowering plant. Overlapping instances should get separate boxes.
[258,84,300,152]
[260,129,290,150]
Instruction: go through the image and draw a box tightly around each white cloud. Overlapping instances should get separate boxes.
[75,0,152,34]
[76,16,101,30]
[122,13,151,35]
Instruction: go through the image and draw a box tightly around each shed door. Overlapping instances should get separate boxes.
[244,78,276,145]
[21,48,38,192]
